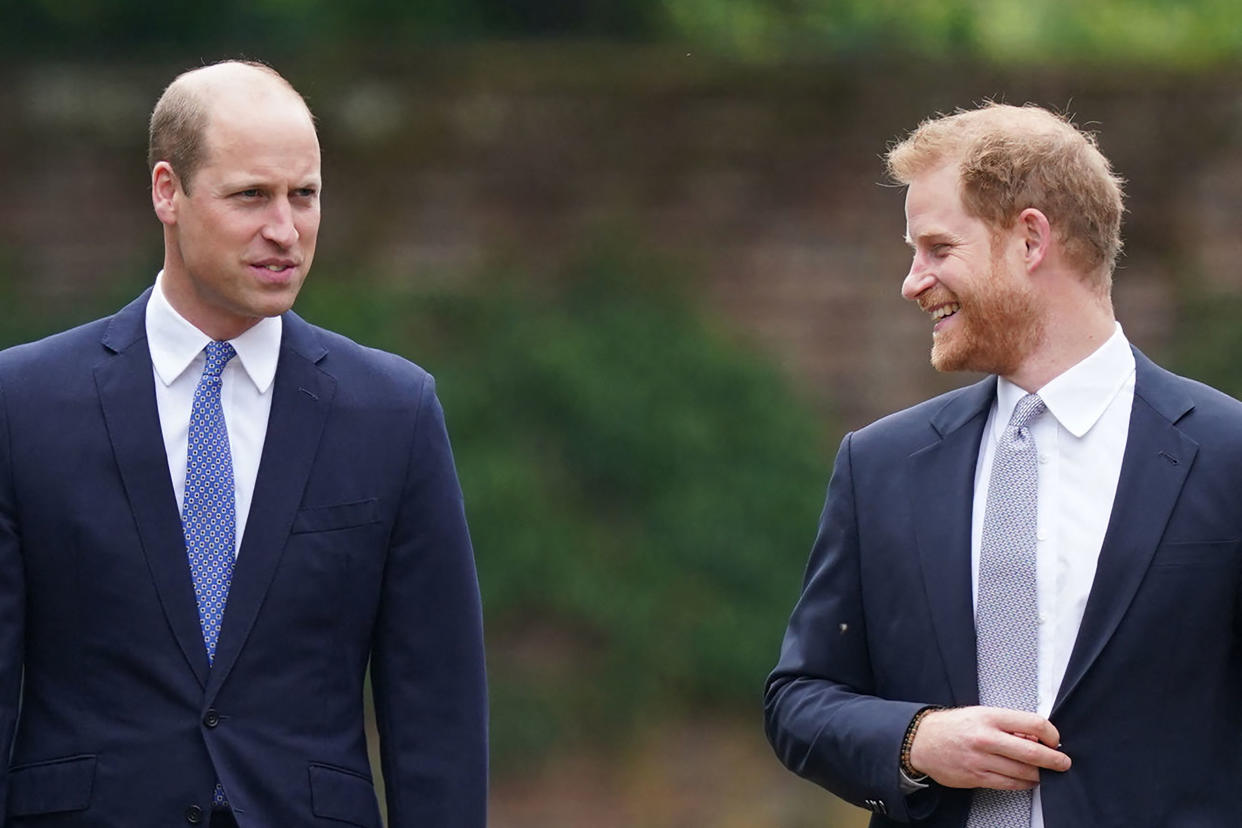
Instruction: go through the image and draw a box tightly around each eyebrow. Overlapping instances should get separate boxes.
[218,177,323,192]
[905,230,956,248]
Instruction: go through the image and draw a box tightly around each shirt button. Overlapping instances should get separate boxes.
[1037,529,1048,541]
[203,709,220,728]
[1038,453,1050,464]
[185,805,204,824]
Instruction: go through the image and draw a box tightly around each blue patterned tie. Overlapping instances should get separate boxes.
[968,393,1046,828]
[181,341,236,809]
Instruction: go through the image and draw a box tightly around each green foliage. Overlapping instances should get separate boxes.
[660,0,1242,64]
[1,0,665,54]
[0,255,150,352]
[297,249,830,768]
[5,0,1242,65]
[1170,288,1242,400]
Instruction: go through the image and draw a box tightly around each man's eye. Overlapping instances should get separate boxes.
[237,189,263,198]
[930,243,951,257]
[293,188,318,199]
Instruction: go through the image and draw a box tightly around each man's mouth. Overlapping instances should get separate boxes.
[930,302,960,322]
[249,260,298,277]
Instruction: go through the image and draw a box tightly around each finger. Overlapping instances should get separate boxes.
[1032,719,1061,749]
[997,733,1071,772]
[981,754,1043,786]
[984,708,1061,750]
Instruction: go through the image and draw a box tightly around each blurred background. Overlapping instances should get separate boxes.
[3,1,1242,825]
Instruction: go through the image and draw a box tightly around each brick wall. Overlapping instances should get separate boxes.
[3,52,1238,429]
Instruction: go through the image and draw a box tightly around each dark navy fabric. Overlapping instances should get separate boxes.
[0,290,488,827]
[766,350,1242,827]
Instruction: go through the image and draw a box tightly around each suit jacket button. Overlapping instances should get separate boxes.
[185,804,204,824]
[203,709,220,728]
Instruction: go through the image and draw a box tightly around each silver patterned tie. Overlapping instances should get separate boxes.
[967,393,1046,828]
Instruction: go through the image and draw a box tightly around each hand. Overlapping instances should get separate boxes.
[907,706,1071,790]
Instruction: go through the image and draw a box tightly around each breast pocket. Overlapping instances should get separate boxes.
[1148,539,1241,568]
[291,498,381,534]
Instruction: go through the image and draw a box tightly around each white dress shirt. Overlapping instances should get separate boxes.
[971,322,1135,828]
[145,273,282,554]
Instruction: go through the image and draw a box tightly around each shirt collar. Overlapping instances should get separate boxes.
[994,322,1135,440]
[145,272,283,393]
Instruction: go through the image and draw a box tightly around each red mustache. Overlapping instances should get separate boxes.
[917,288,958,314]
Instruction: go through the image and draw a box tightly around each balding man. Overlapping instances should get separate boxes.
[0,61,487,827]
[766,102,1242,826]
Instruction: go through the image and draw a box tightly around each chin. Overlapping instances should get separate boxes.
[257,300,297,320]
[930,341,969,373]
[930,318,1028,376]
[251,288,302,318]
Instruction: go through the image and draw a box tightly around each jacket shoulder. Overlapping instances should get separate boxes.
[1133,349,1242,434]
[849,378,994,457]
[291,315,435,402]
[0,316,115,380]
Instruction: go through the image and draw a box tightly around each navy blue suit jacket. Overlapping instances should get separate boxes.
[0,291,488,826]
[766,349,1242,827]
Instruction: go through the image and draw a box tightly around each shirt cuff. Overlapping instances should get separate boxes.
[899,767,930,794]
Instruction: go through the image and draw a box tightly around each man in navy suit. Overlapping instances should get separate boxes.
[765,102,1242,826]
[0,61,487,826]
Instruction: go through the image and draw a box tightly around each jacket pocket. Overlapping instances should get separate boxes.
[1149,539,1241,568]
[291,499,380,534]
[7,754,96,816]
[308,763,382,827]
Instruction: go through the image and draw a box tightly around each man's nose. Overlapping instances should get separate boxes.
[261,199,299,248]
[901,260,935,301]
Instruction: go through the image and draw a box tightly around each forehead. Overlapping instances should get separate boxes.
[904,162,981,239]
[198,90,321,183]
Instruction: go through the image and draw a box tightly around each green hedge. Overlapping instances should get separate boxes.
[1171,288,1242,400]
[298,249,830,766]
[6,0,1242,65]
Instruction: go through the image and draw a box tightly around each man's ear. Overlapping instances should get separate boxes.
[1018,207,1052,272]
[151,161,180,226]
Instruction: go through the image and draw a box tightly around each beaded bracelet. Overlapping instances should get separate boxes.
[900,706,941,779]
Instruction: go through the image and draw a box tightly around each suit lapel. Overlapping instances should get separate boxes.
[95,290,211,687]
[1053,350,1197,712]
[910,377,995,707]
[206,313,334,700]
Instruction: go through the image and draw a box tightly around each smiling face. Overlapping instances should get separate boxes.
[152,69,321,341]
[901,162,1045,378]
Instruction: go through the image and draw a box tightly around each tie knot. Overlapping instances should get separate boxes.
[1008,393,1046,433]
[202,341,236,378]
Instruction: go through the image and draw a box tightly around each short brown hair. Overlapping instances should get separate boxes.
[147,60,304,193]
[886,102,1125,286]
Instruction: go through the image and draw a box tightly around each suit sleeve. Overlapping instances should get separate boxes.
[371,377,487,828]
[764,432,938,823]
[0,378,25,817]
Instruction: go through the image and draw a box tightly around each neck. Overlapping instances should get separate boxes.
[159,260,260,342]
[1004,287,1115,393]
